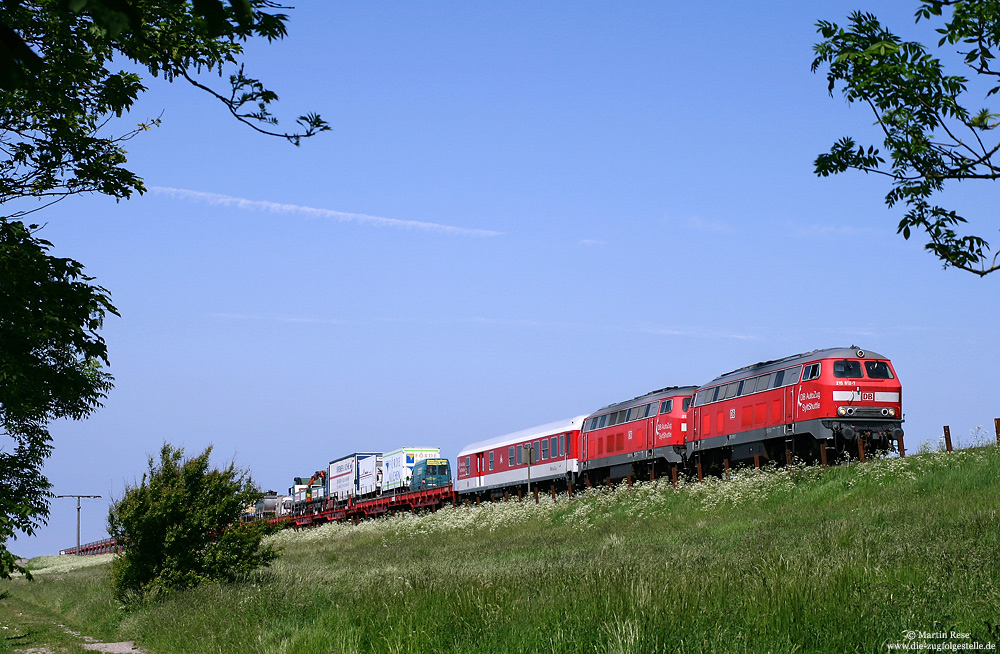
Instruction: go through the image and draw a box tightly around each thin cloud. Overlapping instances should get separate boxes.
[212,313,350,325]
[152,187,502,237]
[789,223,881,239]
[685,215,735,235]
[212,312,753,340]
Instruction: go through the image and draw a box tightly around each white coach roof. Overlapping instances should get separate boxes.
[457,415,588,458]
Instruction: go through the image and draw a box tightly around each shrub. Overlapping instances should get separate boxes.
[108,444,277,600]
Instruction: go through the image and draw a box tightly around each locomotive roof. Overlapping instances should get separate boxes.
[457,415,589,457]
[588,385,698,416]
[702,346,889,387]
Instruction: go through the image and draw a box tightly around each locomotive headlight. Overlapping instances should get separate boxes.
[838,406,847,417]
[888,408,896,417]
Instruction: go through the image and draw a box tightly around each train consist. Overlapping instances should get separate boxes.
[251,346,903,524]
[61,346,904,552]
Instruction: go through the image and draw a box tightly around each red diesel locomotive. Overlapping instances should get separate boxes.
[578,385,698,484]
[688,346,903,471]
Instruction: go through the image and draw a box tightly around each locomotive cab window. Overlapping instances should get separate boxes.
[833,360,864,378]
[660,399,673,414]
[865,361,894,379]
[682,398,691,412]
[802,363,821,381]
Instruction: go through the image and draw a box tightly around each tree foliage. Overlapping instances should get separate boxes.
[108,443,277,600]
[0,220,116,580]
[813,0,1000,276]
[0,0,325,582]
[1,0,329,219]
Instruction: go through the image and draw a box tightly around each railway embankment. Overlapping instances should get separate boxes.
[2,444,999,653]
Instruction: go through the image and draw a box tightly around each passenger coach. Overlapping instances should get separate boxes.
[455,416,586,498]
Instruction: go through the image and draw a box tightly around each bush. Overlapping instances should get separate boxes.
[108,444,277,600]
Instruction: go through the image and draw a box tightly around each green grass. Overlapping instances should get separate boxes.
[3,446,1000,653]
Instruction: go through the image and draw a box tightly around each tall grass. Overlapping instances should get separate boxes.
[3,446,999,653]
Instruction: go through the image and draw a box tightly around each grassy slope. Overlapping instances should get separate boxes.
[2,447,999,654]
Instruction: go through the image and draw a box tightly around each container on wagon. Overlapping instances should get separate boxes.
[381,447,441,492]
[328,452,380,501]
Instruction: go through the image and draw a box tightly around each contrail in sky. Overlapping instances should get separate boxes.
[152,186,502,237]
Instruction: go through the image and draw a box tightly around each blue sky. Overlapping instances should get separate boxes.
[13,1,998,557]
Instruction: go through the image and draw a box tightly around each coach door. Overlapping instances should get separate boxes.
[476,453,485,488]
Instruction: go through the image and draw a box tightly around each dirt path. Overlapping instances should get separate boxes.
[1,611,149,654]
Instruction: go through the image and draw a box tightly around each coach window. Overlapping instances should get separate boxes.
[516,446,522,466]
[465,457,471,476]
[541,438,549,460]
[865,361,894,379]
[551,436,558,458]
[660,399,673,414]
[833,359,863,378]
[533,441,541,463]
[489,452,494,471]
[559,434,565,457]
[509,446,515,468]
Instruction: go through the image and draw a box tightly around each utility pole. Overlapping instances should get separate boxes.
[56,494,101,555]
